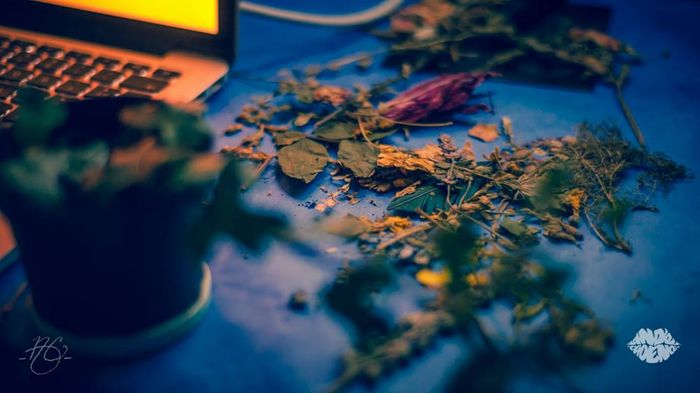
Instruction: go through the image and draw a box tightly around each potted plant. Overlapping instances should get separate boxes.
[0,91,285,358]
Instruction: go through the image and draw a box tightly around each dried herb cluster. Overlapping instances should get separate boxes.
[220,3,689,390]
[223,66,688,391]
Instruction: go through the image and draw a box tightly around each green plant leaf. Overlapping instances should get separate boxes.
[13,89,67,147]
[277,138,329,183]
[322,214,371,237]
[388,180,484,214]
[313,121,356,141]
[273,131,306,146]
[499,218,539,246]
[388,185,444,213]
[338,140,379,178]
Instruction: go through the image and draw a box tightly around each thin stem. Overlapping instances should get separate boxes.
[377,222,433,251]
[614,83,646,149]
[240,155,275,191]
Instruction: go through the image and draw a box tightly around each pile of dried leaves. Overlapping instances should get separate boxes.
[376,0,646,147]
[220,4,689,388]
[221,68,688,391]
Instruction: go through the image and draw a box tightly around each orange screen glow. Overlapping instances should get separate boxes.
[35,0,219,34]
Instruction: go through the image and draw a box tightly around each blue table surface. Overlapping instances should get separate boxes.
[2,0,700,392]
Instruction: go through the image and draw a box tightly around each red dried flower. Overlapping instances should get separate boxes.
[380,72,496,122]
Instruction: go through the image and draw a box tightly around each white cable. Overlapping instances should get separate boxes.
[238,0,404,26]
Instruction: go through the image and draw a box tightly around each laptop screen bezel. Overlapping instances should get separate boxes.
[0,0,236,64]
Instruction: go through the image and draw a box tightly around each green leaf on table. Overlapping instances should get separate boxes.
[367,129,397,141]
[321,214,371,237]
[273,131,306,147]
[1,149,69,206]
[277,138,329,183]
[338,140,379,178]
[388,180,484,214]
[513,299,547,321]
[499,218,539,246]
[388,185,445,214]
[313,121,356,141]
[13,89,67,147]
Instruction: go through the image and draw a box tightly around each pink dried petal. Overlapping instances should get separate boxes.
[381,72,496,122]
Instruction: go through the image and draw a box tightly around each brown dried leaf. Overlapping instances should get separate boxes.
[468,123,499,143]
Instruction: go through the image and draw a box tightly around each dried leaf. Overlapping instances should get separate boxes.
[294,113,315,127]
[416,269,450,289]
[338,140,379,178]
[313,121,356,141]
[499,218,539,246]
[501,116,514,144]
[273,131,306,147]
[377,145,435,173]
[468,123,499,143]
[322,214,372,237]
[277,138,329,183]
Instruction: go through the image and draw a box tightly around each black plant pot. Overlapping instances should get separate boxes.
[0,99,214,357]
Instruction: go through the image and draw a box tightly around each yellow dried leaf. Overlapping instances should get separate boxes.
[294,113,315,127]
[564,188,586,219]
[377,145,435,173]
[465,272,490,287]
[371,216,413,232]
[468,123,499,143]
[416,269,451,289]
[394,181,421,198]
[459,140,476,161]
[501,116,514,143]
[224,123,243,136]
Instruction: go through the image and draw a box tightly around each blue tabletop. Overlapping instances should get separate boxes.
[2,0,700,392]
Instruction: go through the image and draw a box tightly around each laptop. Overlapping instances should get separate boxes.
[0,0,237,267]
[0,0,236,122]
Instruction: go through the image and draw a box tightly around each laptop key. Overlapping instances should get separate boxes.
[55,80,91,96]
[36,58,68,73]
[28,74,62,89]
[0,84,16,100]
[10,40,37,52]
[86,86,119,98]
[93,56,120,69]
[123,63,150,75]
[0,68,34,85]
[62,63,95,78]
[121,91,151,99]
[120,76,167,93]
[91,70,123,85]
[152,69,181,80]
[65,51,91,63]
[37,45,64,57]
[8,52,41,67]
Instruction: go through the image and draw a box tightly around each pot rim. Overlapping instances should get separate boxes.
[29,262,212,359]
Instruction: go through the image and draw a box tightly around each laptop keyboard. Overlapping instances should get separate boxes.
[0,33,182,127]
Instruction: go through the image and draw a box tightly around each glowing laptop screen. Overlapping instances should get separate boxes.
[34,0,219,34]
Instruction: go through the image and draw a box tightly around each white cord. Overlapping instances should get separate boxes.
[238,0,404,26]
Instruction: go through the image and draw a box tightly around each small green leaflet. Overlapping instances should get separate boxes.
[273,131,306,147]
[277,138,330,183]
[338,140,379,178]
[388,179,484,214]
[313,121,356,141]
[499,218,539,246]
